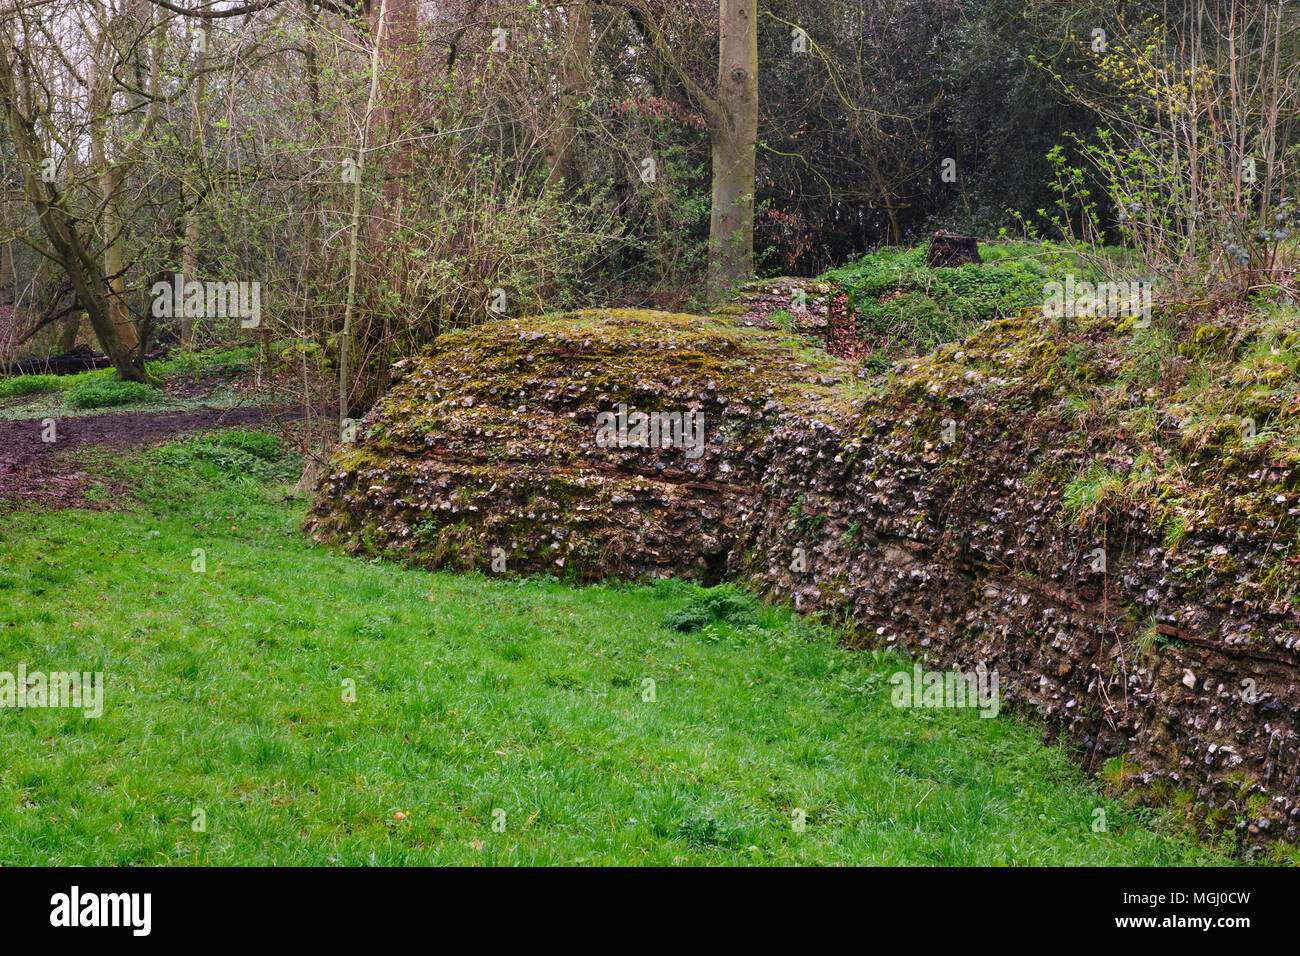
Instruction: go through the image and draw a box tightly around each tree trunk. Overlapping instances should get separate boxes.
[341,0,392,422]
[181,206,199,347]
[180,18,211,348]
[547,2,590,193]
[0,211,12,304]
[100,166,140,353]
[707,0,758,297]
[604,0,760,297]
[88,38,140,357]
[58,314,81,352]
[0,244,11,304]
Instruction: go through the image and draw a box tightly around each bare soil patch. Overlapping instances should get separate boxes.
[0,405,292,512]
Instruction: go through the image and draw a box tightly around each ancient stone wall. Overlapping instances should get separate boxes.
[307,305,1300,850]
[735,369,1300,849]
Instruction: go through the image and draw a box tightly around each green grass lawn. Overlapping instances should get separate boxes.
[0,434,1245,865]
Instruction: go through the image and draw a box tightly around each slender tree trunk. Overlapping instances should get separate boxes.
[181,207,199,346]
[88,35,140,356]
[707,0,758,296]
[547,2,590,193]
[0,201,11,304]
[341,0,391,422]
[181,18,211,347]
[0,238,12,304]
[602,0,759,295]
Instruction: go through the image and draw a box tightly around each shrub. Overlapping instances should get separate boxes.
[662,584,761,632]
[64,379,159,409]
[700,589,760,628]
[662,605,713,633]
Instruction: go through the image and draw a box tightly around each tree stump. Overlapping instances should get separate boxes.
[927,232,982,268]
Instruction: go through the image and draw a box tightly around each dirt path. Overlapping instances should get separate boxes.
[0,405,298,512]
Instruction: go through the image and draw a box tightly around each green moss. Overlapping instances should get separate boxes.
[1182,323,1232,359]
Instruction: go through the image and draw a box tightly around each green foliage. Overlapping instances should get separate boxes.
[840,522,864,552]
[788,494,825,539]
[662,584,762,632]
[0,366,119,402]
[1037,18,1300,293]
[150,346,258,377]
[661,604,714,633]
[698,586,761,629]
[64,379,159,409]
[155,429,296,481]
[210,428,283,461]
[0,374,64,398]
[822,243,1082,360]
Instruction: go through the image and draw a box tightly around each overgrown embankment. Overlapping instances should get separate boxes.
[306,291,1300,852]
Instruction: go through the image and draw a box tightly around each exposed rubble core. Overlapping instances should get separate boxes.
[307,301,1300,852]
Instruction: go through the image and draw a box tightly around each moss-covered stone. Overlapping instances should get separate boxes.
[304,308,859,581]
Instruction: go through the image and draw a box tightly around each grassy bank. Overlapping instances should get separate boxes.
[0,434,1244,865]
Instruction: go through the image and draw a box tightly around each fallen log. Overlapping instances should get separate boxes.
[2,344,170,376]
